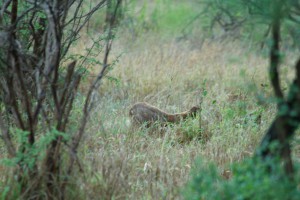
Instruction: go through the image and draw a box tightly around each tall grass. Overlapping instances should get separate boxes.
[1,1,299,199]
[69,31,282,198]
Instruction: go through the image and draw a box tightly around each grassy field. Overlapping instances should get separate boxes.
[71,14,285,197]
[2,1,300,199]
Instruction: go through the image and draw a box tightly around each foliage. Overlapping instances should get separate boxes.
[1,0,300,199]
[197,0,300,48]
[118,0,199,38]
[184,1,300,199]
[184,158,300,200]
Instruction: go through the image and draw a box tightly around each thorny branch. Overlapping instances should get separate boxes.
[67,0,123,175]
[0,0,121,198]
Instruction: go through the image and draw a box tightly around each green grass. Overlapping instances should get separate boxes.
[1,1,299,199]
[70,34,280,198]
[153,1,199,35]
[184,158,300,200]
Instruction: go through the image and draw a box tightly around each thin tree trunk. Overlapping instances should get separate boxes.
[256,1,298,176]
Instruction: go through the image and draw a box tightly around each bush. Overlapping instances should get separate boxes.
[184,158,300,200]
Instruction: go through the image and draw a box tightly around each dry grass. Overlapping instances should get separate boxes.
[70,32,284,199]
[1,2,299,199]
[1,29,293,198]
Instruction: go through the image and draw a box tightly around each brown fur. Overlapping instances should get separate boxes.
[129,102,200,127]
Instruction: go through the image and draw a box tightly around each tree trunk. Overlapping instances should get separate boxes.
[256,1,300,176]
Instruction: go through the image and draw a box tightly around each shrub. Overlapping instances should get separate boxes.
[184,158,300,200]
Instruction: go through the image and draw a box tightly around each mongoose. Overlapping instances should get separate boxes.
[129,102,200,127]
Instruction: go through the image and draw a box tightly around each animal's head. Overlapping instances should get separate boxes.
[190,106,200,114]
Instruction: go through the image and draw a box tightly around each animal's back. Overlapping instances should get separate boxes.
[129,102,167,125]
[129,102,200,127]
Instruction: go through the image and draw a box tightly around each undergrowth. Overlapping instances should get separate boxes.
[1,0,299,199]
[185,158,300,200]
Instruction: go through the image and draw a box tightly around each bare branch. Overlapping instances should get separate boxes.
[61,0,107,58]
[59,61,76,106]
[66,0,122,176]
[41,2,62,118]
